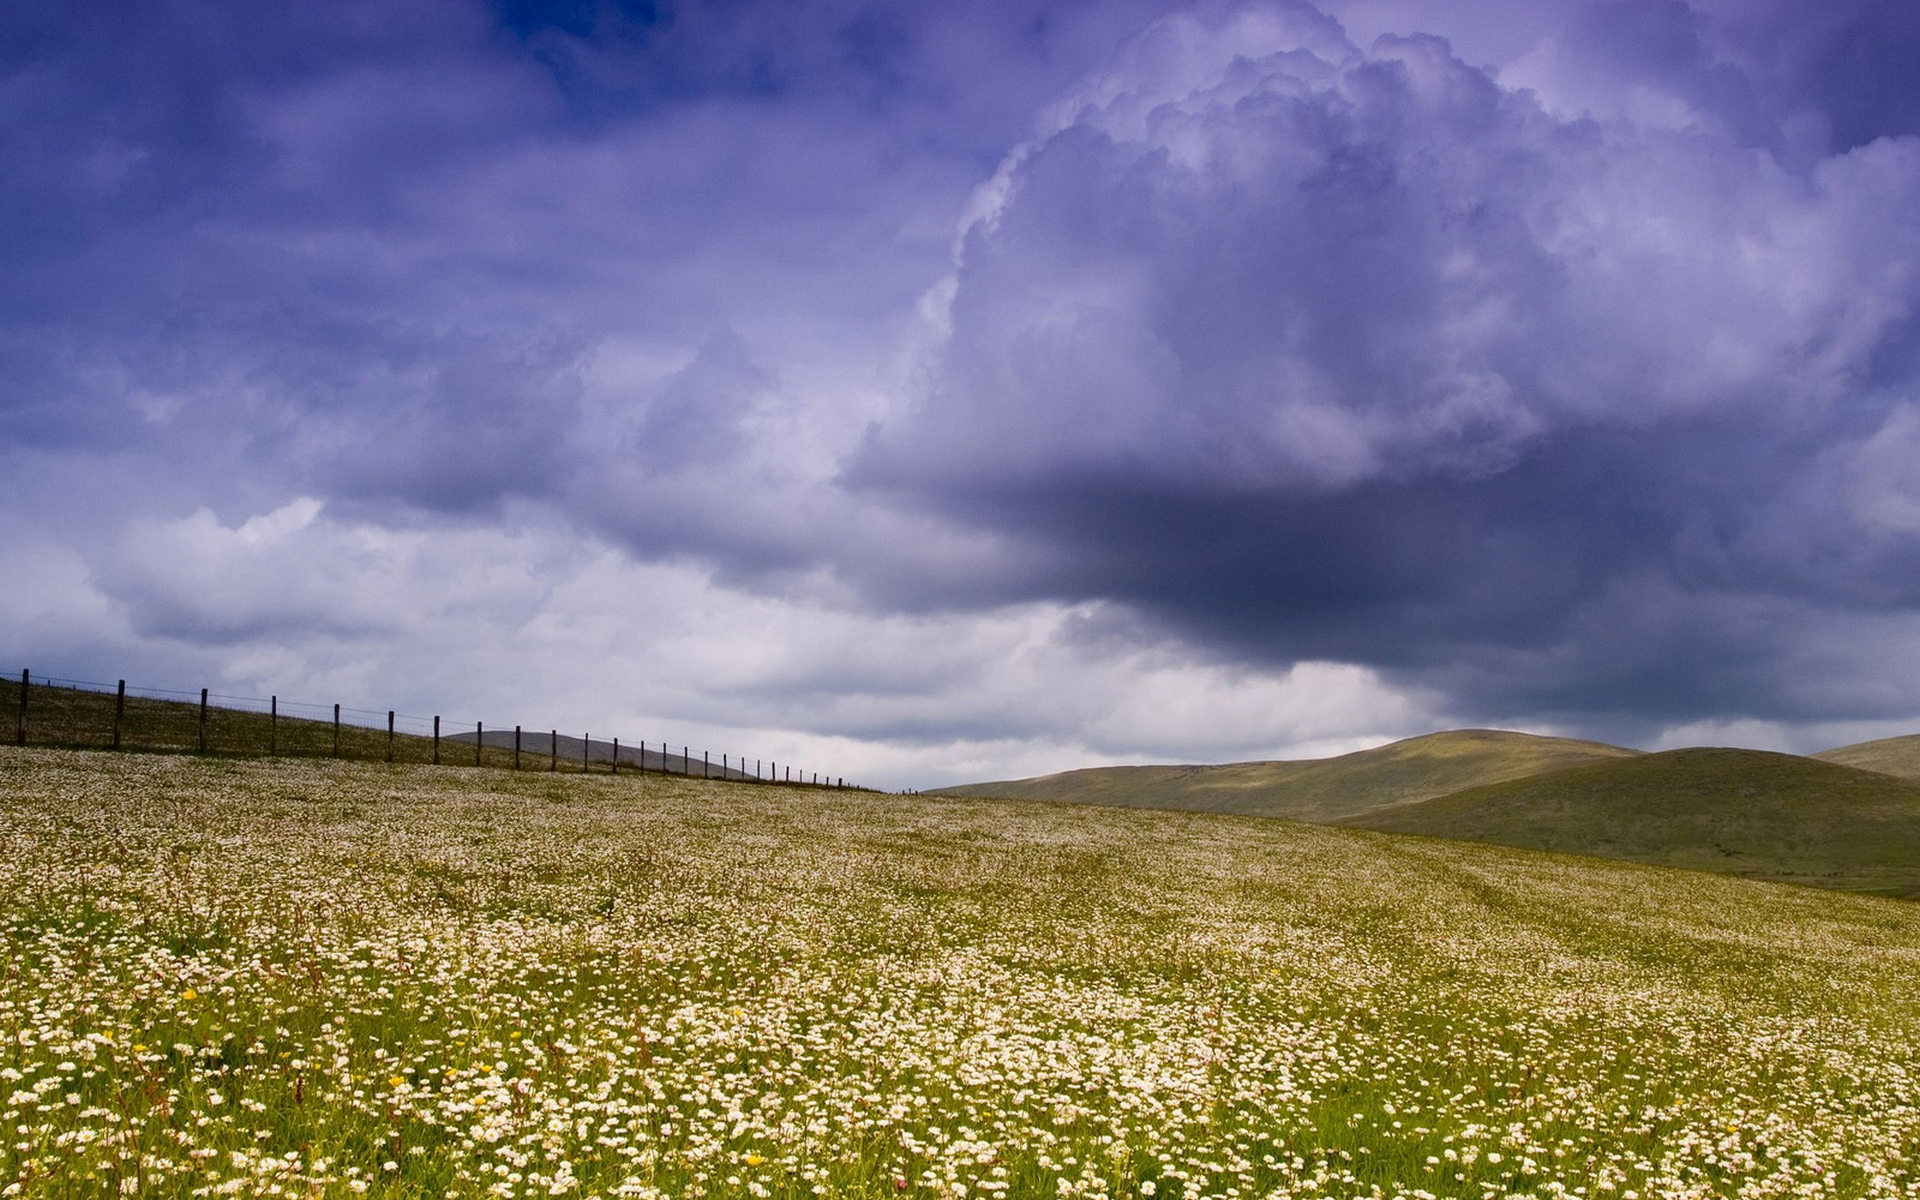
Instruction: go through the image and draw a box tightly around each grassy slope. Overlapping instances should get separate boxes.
[2,748,1917,1199]
[934,728,1641,821]
[1815,732,1920,782]
[1345,747,1920,898]
[0,675,774,781]
[1,673,535,767]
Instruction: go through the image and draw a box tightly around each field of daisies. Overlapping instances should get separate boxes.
[2,748,1917,1200]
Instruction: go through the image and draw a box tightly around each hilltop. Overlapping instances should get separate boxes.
[932,728,1640,822]
[1814,732,1920,783]
[1346,747,1920,897]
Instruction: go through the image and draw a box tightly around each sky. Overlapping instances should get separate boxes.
[6,0,1920,791]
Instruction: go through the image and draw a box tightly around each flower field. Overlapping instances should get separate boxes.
[2,748,1917,1199]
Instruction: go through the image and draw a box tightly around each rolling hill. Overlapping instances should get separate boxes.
[933,728,1641,822]
[1344,747,1920,897]
[1813,732,1920,783]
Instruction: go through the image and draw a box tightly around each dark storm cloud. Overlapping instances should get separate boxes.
[11,0,1920,766]
[849,0,1920,732]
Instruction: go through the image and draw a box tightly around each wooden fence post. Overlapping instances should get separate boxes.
[15,669,27,747]
[476,722,483,767]
[612,737,619,776]
[333,704,341,757]
[550,729,557,773]
[514,725,521,770]
[198,688,208,753]
[269,695,277,756]
[683,745,689,775]
[113,680,126,750]
[433,715,440,765]
[703,750,709,779]
[584,734,590,773]
[386,711,394,762]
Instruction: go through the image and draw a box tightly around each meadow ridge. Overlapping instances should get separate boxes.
[2,748,1918,1199]
[929,731,1643,822]
[1343,748,1920,899]
[0,674,844,788]
[932,731,1920,897]
[1815,734,1920,784]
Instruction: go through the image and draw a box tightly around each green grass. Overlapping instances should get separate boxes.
[1815,732,1920,783]
[933,729,1641,821]
[1345,747,1920,898]
[3,747,1917,1199]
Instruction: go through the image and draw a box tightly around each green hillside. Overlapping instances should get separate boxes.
[3,747,1918,1198]
[934,728,1641,821]
[1346,746,1920,897]
[1814,731,1920,782]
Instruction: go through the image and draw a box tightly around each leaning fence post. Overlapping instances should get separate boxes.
[15,669,27,747]
[198,688,208,753]
[387,711,394,762]
[433,715,440,765]
[269,695,277,756]
[333,704,341,757]
[114,680,126,750]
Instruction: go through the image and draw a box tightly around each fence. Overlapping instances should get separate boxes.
[3,668,861,790]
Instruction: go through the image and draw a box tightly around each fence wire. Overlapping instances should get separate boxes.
[3,666,860,791]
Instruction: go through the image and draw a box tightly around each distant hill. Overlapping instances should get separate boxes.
[1344,747,1920,898]
[1813,733,1920,783]
[932,729,1641,822]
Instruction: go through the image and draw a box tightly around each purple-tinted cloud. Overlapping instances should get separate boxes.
[8,0,1920,778]
[849,0,1920,733]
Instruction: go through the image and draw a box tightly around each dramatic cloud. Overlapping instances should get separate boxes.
[6,0,1920,785]
[852,0,1920,738]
